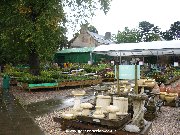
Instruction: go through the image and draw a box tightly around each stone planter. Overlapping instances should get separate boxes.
[96,95,111,113]
[160,92,167,100]
[106,105,119,119]
[164,93,178,103]
[113,97,128,115]
[144,80,156,88]
[80,103,93,116]
[92,106,105,119]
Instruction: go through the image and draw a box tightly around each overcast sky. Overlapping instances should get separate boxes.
[67,0,180,39]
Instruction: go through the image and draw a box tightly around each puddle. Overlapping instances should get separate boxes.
[24,98,63,116]
[24,91,95,117]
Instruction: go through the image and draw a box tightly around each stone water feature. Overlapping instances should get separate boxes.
[58,78,153,134]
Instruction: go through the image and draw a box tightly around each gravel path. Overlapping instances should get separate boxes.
[148,106,180,135]
[33,105,179,135]
[9,80,180,135]
[12,86,93,105]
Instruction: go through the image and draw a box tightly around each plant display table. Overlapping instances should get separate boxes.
[18,79,102,91]
[59,79,102,87]
[18,82,59,91]
[53,114,152,135]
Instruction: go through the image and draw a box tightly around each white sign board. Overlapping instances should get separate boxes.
[115,65,140,79]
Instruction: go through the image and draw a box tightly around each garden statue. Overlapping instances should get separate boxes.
[125,93,148,133]
[144,96,157,121]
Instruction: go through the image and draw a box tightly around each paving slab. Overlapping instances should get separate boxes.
[0,90,44,135]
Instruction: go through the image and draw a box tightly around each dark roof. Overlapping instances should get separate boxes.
[88,31,115,45]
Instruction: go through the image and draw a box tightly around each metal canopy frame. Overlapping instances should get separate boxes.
[92,40,180,94]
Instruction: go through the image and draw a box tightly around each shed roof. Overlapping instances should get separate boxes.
[88,31,115,45]
[93,40,180,56]
[57,47,95,54]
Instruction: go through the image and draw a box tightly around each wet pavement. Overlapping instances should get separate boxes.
[0,76,95,135]
[24,94,95,117]
[0,89,44,135]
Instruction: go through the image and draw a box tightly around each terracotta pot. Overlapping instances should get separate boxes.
[160,83,166,92]
[175,87,180,97]
[176,84,180,87]
[166,86,175,93]
[160,87,166,92]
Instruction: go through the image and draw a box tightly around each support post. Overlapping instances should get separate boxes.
[116,63,120,94]
[135,63,138,94]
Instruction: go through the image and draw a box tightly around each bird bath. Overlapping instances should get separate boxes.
[72,90,86,113]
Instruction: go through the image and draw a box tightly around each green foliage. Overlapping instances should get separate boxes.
[115,21,162,43]
[88,25,98,33]
[0,0,68,65]
[17,75,56,84]
[115,27,141,43]
[145,66,180,84]
[83,64,111,73]
[63,0,111,27]
[0,0,111,71]
[161,30,173,41]
[161,21,180,40]
[138,21,161,42]
[8,63,109,84]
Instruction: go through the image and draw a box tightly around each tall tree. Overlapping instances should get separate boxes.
[0,0,111,75]
[161,30,173,41]
[115,27,141,43]
[170,21,180,39]
[139,21,161,42]
[161,21,180,40]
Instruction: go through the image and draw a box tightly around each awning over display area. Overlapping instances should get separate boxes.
[93,40,180,56]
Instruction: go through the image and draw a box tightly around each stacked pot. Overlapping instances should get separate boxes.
[159,83,179,105]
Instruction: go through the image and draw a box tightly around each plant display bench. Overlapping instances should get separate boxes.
[102,78,115,82]
[18,82,59,91]
[53,114,152,135]
[59,79,102,87]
